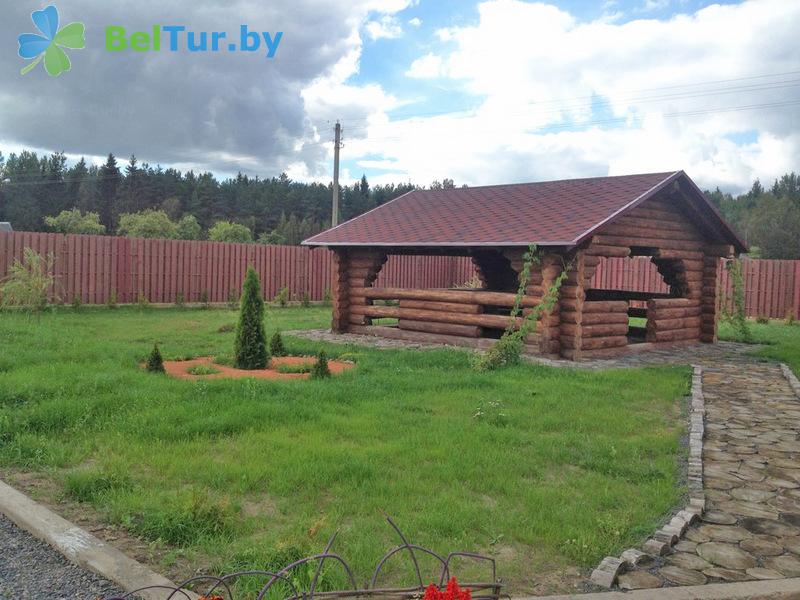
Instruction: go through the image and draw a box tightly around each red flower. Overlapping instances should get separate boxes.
[423,578,471,600]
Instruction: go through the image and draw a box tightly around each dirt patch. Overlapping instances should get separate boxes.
[162,356,354,381]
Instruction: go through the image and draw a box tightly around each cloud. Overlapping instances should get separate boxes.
[354,0,800,192]
[0,0,412,177]
[405,52,443,78]
[364,15,403,40]
[408,17,422,27]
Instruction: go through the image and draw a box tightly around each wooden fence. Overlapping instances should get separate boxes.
[1,231,799,319]
[0,232,475,304]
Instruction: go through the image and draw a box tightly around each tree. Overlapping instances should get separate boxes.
[97,154,121,231]
[747,195,800,259]
[176,214,202,240]
[117,209,178,239]
[44,208,105,234]
[234,266,268,369]
[209,220,252,243]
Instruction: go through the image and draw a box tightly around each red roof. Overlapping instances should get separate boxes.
[304,171,745,251]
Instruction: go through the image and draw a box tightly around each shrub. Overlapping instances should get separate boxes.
[107,290,118,310]
[44,208,106,235]
[0,248,56,313]
[175,292,185,308]
[146,343,165,373]
[187,364,221,376]
[322,288,332,306]
[274,286,290,307]
[200,290,210,309]
[209,221,253,243]
[269,331,286,356]
[137,292,149,309]
[310,350,331,379]
[227,288,239,310]
[71,295,81,310]
[787,311,797,326]
[234,266,269,369]
[301,291,311,308]
[756,315,770,324]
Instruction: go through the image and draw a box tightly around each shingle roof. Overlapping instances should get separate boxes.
[304,171,745,251]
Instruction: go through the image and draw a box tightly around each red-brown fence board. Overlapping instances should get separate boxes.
[1,231,798,319]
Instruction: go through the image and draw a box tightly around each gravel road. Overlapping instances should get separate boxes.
[0,514,124,600]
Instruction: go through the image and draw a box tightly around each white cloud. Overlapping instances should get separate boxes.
[365,15,403,40]
[345,0,800,192]
[405,53,444,78]
[408,17,422,27]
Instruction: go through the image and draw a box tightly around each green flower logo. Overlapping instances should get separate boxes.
[18,5,85,77]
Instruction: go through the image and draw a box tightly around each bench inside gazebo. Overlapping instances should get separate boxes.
[303,171,746,360]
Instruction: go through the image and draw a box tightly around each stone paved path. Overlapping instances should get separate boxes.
[618,359,800,590]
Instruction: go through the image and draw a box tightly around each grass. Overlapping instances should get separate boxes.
[187,364,222,376]
[719,318,800,375]
[0,306,689,594]
[275,362,313,374]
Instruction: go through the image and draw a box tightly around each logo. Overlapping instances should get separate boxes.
[18,5,85,77]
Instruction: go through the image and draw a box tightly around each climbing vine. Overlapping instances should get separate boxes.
[473,245,571,371]
[724,258,752,343]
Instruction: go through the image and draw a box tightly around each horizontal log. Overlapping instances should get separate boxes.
[584,300,629,313]
[648,327,700,343]
[560,298,582,311]
[561,311,629,325]
[627,206,687,223]
[614,216,694,233]
[399,319,481,338]
[349,313,369,326]
[599,223,703,242]
[704,244,735,257]
[656,249,705,261]
[350,304,525,330]
[587,289,673,302]
[363,287,538,307]
[582,323,630,338]
[583,255,602,267]
[593,235,703,251]
[399,299,482,314]
[581,335,627,350]
[648,298,695,308]
[649,306,702,319]
[585,244,631,258]
[647,316,702,332]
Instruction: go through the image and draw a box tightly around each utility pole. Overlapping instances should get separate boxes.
[332,121,341,227]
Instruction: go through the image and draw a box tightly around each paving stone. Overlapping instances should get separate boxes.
[659,565,708,586]
[674,540,698,553]
[740,517,800,537]
[696,542,757,569]
[666,552,713,571]
[616,571,662,590]
[730,488,776,502]
[740,537,785,556]
[701,511,737,525]
[764,554,800,577]
[696,524,752,543]
[717,500,779,520]
[685,528,711,543]
[702,567,750,581]
[780,536,800,555]
[746,567,785,579]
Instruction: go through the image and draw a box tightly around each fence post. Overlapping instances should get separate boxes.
[794,261,800,320]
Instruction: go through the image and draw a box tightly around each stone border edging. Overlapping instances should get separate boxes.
[590,365,706,588]
[781,363,800,398]
[0,479,196,600]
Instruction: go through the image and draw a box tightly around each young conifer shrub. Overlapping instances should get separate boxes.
[146,343,165,373]
[234,266,269,369]
[269,331,286,356]
[310,350,331,379]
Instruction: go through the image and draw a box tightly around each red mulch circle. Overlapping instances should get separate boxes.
[162,356,354,381]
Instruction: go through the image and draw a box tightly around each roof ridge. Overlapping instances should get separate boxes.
[415,171,680,193]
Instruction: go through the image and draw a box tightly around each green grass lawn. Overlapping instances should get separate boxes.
[0,306,690,594]
[719,318,800,375]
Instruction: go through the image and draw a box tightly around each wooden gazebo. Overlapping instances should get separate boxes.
[303,171,746,360]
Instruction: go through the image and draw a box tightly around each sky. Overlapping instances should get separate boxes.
[1,0,799,194]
